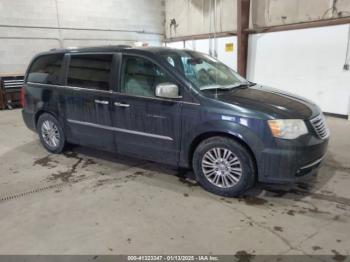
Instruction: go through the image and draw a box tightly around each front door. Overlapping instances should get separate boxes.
[111,55,182,164]
[63,53,116,152]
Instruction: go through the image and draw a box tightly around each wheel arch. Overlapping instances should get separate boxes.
[34,110,58,128]
[188,131,258,177]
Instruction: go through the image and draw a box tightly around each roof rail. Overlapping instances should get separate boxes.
[49,48,68,51]
[50,45,132,52]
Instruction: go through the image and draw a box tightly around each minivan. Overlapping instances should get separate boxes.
[22,45,330,197]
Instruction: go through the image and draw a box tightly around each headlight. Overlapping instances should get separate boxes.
[268,119,308,139]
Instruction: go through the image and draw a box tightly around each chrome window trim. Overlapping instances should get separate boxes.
[108,91,200,105]
[67,119,173,141]
[26,82,200,105]
[27,82,113,95]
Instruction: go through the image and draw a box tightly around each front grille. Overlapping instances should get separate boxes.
[310,114,330,139]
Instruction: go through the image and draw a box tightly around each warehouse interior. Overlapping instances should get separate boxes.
[0,0,350,258]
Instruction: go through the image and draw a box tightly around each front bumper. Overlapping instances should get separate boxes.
[257,135,329,184]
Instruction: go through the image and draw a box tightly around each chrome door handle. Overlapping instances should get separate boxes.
[94,99,109,105]
[114,102,130,108]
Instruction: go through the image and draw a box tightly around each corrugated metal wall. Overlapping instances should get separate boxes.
[165,0,350,38]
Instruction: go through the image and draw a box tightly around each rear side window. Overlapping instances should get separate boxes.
[27,54,64,85]
[67,54,113,91]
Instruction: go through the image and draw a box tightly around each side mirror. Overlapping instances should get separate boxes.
[155,83,182,99]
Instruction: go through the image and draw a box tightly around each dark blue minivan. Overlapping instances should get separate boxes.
[21,45,329,197]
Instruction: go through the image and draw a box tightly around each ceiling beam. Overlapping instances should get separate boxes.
[247,17,350,34]
[164,31,236,43]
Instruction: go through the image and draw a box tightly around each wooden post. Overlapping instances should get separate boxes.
[237,0,250,77]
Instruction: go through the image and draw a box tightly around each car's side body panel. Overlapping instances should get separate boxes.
[22,46,330,185]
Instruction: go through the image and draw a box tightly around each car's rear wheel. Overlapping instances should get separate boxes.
[193,137,255,197]
[37,113,66,153]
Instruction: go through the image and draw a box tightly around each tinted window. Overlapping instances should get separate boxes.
[67,54,113,91]
[27,54,64,85]
[121,56,172,98]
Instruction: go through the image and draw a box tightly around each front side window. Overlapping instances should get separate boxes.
[121,56,173,98]
[27,54,64,85]
[67,54,113,91]
[160,50,248,91]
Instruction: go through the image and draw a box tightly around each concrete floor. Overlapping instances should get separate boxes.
[0,109,349,256]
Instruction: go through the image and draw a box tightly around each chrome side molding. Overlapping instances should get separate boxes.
[67,119,173,141]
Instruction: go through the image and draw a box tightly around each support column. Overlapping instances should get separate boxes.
[237,0,250,77]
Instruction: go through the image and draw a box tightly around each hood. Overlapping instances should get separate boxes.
[205,85,320,119]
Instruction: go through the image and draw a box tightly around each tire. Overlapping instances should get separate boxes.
[192,136,256,197]
[37,113,66,154]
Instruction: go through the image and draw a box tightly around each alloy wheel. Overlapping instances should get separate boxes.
[201,147,243,188]
[41,120,60,148]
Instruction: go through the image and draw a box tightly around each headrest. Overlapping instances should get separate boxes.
[126,59,139,74]
[126,59,155,76]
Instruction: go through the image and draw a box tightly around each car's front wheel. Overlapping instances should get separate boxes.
[37,113,66,154]
[192,137,256,197]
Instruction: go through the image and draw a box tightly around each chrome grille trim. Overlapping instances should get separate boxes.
[310,114,330,139]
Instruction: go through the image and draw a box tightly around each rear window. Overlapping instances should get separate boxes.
[67,54,113,91]
[27,54,64,85]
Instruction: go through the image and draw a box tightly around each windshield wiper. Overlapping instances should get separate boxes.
[229,82,256,88]
[200,82,255,91]
[200,85,231,91]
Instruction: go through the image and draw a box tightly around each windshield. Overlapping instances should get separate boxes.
[159,49,249,91]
